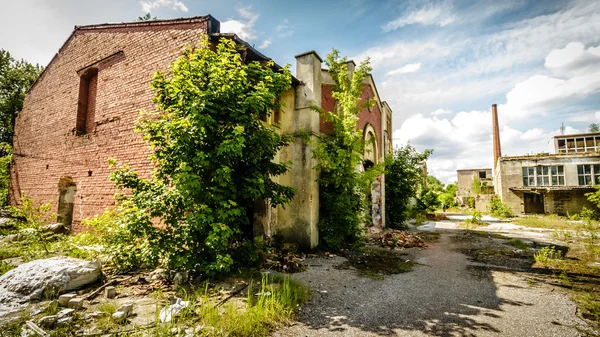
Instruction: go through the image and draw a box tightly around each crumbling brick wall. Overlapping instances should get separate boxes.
[10,18,210,232]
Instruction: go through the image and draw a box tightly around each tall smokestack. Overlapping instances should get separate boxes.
[492,104,501,170]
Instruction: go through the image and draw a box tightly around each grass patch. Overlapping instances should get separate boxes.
[508,239,529,250]
[0,260,15,276]
[514,214,598,231]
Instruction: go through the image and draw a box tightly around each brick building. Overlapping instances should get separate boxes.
[10,15,392,248]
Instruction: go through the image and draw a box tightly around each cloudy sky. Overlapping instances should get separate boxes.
[1,0,599,183]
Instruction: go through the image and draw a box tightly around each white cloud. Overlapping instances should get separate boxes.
[276,20,294,38]
[545,42,600,76]
[382,4,455,32]
[431,109,452,116]
[386,63,422,76]
[258,38,271,49]
[139,0,188,13]
[221,6,259,40]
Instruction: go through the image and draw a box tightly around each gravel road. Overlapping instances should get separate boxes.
[273,226,589,337]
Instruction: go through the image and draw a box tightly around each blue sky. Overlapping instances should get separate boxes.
[1,0,599,183]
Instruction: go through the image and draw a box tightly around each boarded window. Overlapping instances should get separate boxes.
[76,68,98,134]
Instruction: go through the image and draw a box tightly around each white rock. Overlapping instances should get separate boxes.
[112,311,127,320]
[57,308,75,319]
[117,303,134,316]
[58,293,77,307]
[0,257,101,306]
[38,315,58,327]
[67,297,84,309]
[159,298,190,323]
[104,286,117,299]
[56,316,73,327]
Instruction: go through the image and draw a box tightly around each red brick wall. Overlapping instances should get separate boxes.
[320,83,382,154]
[10,19,209,232]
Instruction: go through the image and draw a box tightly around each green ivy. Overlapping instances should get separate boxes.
[108,37,294,276]
[310,50,381,250]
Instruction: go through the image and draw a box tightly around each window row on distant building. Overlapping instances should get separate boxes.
[522,164,600,186]
[556,136,600,153]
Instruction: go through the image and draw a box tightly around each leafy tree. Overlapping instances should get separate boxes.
[137,13,157,21]
[385,144,432,228]
[439,183,457,208]
[0,50,42,144]
[108,37,294,276]
[590,123,600,133]
[426,175,444,192]
[415,187,441,214]
[311,49,380,250]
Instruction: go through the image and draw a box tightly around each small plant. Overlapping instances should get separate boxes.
[552,230,573,242]
[464,210,484,229]
[508,239,528,250]
[0,260,15,276]
[489,196,513,218]
[534,246,563,266]
[9,192,57,255]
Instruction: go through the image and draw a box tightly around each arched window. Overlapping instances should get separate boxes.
[76,68,98,134]
[363,124,378,170]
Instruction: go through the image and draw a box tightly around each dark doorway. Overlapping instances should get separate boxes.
[57,177,76,230]
[524,192,544,214]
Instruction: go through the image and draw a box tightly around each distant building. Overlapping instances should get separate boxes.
[492,104,600,215]
[456,168,493,206]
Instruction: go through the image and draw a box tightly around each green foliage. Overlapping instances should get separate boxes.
[137,13,157,21]
[9,192,57,255]
[471,176,482,194]
[466,197,475,209]
[464,209,484,228]
[385,144,432,229]
[107,37,294,276]
[586,187,600,215]
[311,49,380,250]
[590,123,600,133]
[0,260,15,276]
[426,176,444,192]
[438,183,457,208]
[0,142,11,206]
[534,246,563,266]
[490,196,513,218]
[414,187,441,214]
[0,49,42,143]
[508,239,528,250]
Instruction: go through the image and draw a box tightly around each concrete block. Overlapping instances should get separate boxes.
[104,286,117,299]
[67,297,84,309]
[58,293,77,307]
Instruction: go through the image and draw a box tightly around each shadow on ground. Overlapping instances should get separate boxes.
[275,228,587,337]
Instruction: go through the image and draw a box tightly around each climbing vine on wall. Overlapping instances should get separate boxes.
[311,50,382,250]
[106,37,294,276]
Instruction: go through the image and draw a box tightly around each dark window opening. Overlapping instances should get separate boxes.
[273,107,281,125]
[479,171,486,179]
[363,160,374,171]
[76,68,98,135]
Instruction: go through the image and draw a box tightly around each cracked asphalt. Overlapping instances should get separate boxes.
[273,220,590,337]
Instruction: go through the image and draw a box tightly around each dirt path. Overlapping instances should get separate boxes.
[274,228,589,337]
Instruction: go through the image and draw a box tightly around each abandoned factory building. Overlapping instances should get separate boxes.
[9,15,393,249]
[491,104,600,215]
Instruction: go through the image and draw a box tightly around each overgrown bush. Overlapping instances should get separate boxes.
[385,145,432,229]
[9,192,57,255]
[311,50,381,250]
[106,37,294,276]
[0,143,11,205]
[464,210,483,228]
[414,187,441,214]
[490,196,513,218]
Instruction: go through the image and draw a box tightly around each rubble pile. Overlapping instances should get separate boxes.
[371,230,426,249]
[263,240,307,273]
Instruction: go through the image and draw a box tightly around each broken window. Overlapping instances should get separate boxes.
[76,68,98,134]
[479,171,486,179]
[578,164,600,185]
[273,106,281,125]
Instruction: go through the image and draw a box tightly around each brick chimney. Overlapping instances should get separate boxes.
[492,104,501,170]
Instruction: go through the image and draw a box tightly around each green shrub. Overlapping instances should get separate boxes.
[9,193,57,255]
[490,196,513,218]
[0,260,15,276]
[464,210,483,228]
[106,37,294,276]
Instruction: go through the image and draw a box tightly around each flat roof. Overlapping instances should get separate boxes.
[510,186,596,192]
[500,152,600,161]
[553,132,600,139]
[456,168,492,172]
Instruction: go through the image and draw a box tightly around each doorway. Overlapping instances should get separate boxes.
[524,192,544,214]
[57,177,76,230]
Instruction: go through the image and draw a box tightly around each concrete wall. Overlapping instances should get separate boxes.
[496,154,600,215]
